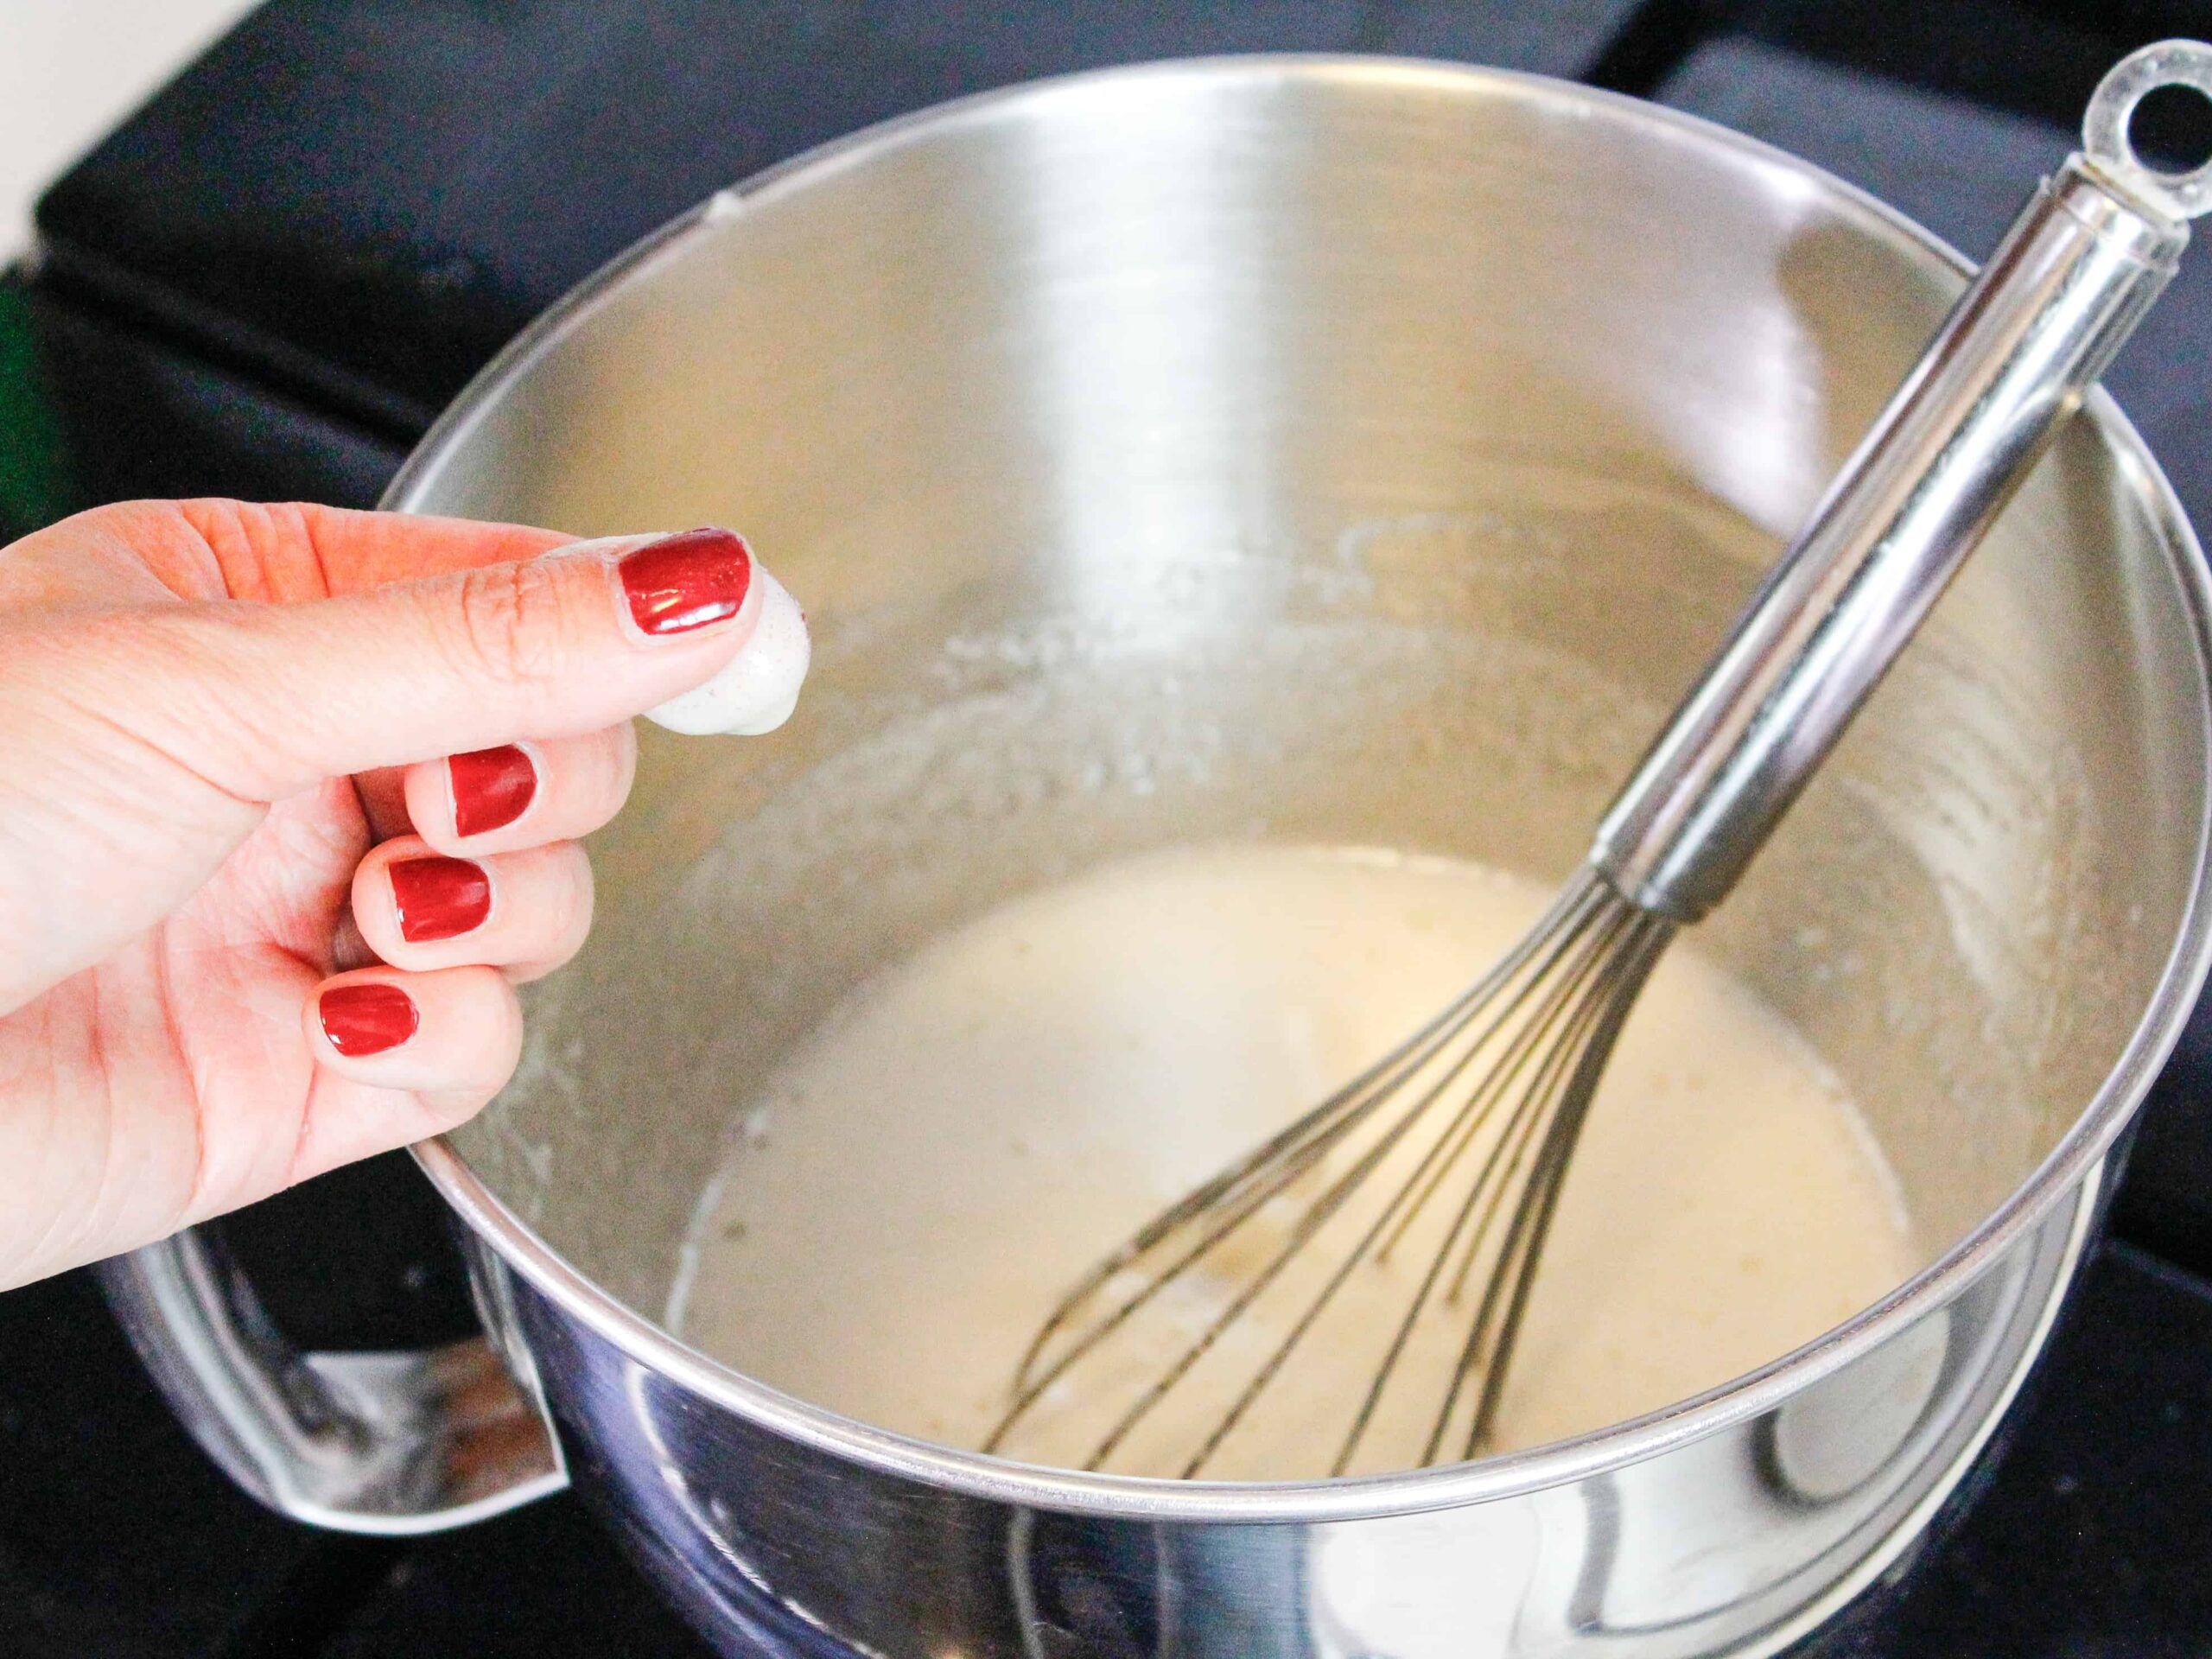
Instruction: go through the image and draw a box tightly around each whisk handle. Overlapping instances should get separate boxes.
[1592,41,2212,922]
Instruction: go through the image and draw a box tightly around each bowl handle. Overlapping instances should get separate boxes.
[95,1224,567,1535]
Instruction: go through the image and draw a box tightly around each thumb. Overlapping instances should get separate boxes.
[128,526,810,800]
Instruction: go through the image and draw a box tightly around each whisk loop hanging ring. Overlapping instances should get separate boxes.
[987,39,2212,1479]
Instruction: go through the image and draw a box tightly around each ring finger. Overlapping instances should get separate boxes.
[351,834,594,980]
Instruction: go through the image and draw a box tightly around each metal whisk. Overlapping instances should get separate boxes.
[987,41,2212,1479]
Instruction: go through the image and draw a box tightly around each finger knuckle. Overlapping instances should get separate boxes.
[451,559,572,691]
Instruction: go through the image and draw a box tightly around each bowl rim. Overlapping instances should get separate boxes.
[391,51,2212,1523]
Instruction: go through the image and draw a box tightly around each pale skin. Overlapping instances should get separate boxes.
[0,499,791,1290]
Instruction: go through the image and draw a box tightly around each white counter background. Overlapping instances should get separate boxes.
[1,0,262,262]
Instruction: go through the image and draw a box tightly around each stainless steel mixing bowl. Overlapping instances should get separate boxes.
[107,54,2212,1658]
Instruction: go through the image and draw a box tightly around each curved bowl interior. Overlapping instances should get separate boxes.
[391,59,2212,1491]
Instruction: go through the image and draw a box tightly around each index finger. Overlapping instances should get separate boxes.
[188,502,577,596]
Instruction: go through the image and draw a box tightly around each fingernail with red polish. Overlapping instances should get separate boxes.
[391,856,493,944]
[450,745,536,837]
[320,982,419,1058]
[617,527,753,636]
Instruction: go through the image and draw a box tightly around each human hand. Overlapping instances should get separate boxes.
[0,499,808,1288]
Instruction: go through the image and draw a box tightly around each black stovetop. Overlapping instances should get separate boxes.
[6,3,2212,1655]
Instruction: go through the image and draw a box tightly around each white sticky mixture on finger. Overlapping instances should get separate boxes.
[646,568,811,736]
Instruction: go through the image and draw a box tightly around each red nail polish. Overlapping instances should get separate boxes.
[450,745,537,837]
[320,982,419,1057]
[617,527,753,636]
[391,856,493,944]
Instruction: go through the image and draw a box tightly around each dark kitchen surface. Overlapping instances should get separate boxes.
[7,2,2212,1655]
[27,0,1650,438]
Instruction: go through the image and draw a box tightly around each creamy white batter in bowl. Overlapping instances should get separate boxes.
[671,843,1917,1478]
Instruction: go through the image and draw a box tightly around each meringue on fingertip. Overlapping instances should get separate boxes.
[644,567,811,736]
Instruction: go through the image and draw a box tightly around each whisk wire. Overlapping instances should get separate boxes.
[1365,905,1647,1468]
[1331,894,1637,1468]
[988,874,1679,1477]
[1436,908,1654,1304]
[1445,915,1673,1460]
[1081,927,1616,1474]
[1003,963,1497,1391]
[990,874,1616,1444]
[1370,883,1626,1265]
[1174,912,1630,1479]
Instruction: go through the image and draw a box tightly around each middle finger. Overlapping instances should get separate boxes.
[402,723,637,856]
